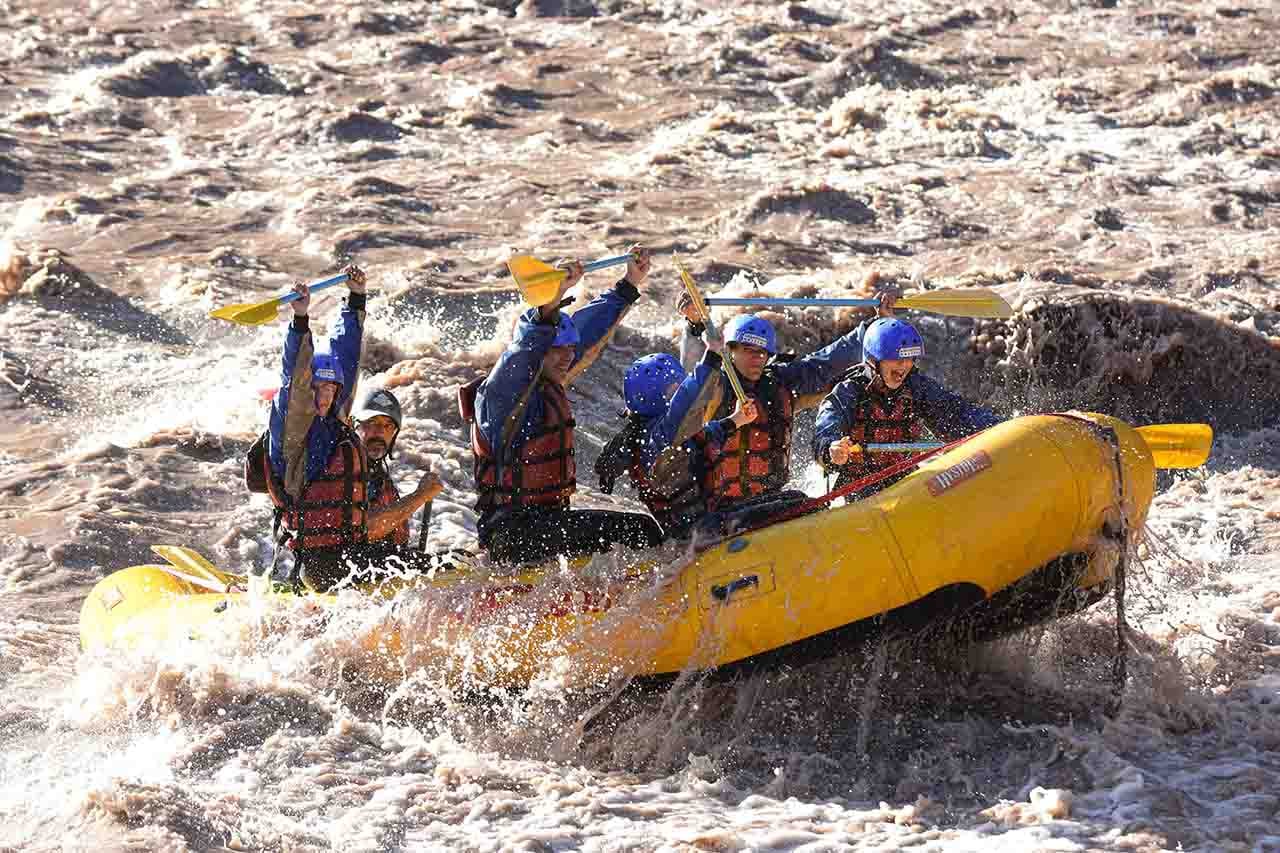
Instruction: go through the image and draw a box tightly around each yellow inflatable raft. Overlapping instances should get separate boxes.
[80,413,1159,687]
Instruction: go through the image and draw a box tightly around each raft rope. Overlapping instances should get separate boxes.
[730,435,974,537]
[1051,415,1131,712]
[1106,428,1130,712]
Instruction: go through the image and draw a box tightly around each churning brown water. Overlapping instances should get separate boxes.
[2,1,1279,850]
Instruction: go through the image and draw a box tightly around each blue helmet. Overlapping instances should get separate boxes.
[863,318,925,363]
[552,313,580,349]
[311,351,344,387]
[624,353,686,417]
[724,314,777,354]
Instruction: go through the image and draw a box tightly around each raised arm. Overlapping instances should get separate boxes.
[772,322,868,401]
[909,372,1002,439]
[474,309,557,456]
[324,265,367,418]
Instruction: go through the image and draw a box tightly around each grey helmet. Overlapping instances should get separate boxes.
[352,386,403,456]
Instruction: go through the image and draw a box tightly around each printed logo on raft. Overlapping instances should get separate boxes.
[926,451,992,496]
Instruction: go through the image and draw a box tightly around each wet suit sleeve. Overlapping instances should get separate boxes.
[327,292,366,418]
[268,315,317,498]
[908,372,1002,440]
[687,371,750,448]
[474,308,557,461]
[641,349,723,470]
[770,322,868,401]
[812,381,856,467]
[564,279,641,385]
[679,321,707,373]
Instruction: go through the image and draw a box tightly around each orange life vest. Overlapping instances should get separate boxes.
[700,371,793,509]
[473,380,576,511]
[832,374,925,487]
[266,425,370,552]
[368,465,409,546]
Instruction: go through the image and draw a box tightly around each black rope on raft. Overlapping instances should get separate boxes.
[1106,428,1130,716]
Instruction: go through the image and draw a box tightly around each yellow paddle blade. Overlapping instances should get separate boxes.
[1136,423,1213,469]
[208,298,286,327]
[506,255,566,307]
[674,257,749,405]
[898,288,1014,319]
[674,257,712,321]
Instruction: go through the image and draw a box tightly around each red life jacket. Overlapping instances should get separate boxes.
[833,374,925,486]
[265,425,370,552]
[700,370,793,509]
[369,465,409,546]
[596,413,700,533]
[472,380,576,510]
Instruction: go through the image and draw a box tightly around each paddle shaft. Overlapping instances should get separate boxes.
[858,442,945,453]
[706,296,881,308]
[417,500,432,554]
[277,273,349,306]
[584,254,632,273]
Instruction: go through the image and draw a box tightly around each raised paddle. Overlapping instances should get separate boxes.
[209,273,350,327]
[506,253,633,307]
[838,423,1212,469]
[417,500,433,553]
[675,257,749,405]
[705,288,1014,319]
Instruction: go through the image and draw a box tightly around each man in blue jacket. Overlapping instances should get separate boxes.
[682,308,886,515]
[264,267,441,590]
[813,317,1000,496]
[471,246,664,565]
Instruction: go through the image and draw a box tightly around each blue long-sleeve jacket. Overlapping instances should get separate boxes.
[812,369,1001,465]
[641,348,725,471]
[268,293,365,499]
[475,280,638,469]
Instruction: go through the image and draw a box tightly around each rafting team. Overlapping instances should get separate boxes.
[255,249,1001,592]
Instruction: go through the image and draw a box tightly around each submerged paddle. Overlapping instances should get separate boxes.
[153,541,480,592]
[705,288,1014,319]
[675,258,749,406]
[209,273,350,327]
[152,544,244,588]
[506,253,632,307]
[842,423,1211,469]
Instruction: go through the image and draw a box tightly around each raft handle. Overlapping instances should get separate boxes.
[711,575,759,602]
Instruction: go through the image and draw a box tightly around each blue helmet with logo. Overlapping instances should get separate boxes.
[724,314,777,354]
[552,313,580,349]
[624,353,686,417]
[311,351,344,388]
[863,318,925,363]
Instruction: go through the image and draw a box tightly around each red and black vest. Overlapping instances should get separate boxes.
[700,370,794,509]
[265,424,370,552]
[473,380,576,511]
[628,448,703,531]
[368,464,409,546]
[831,373,925,487]
[596,413,702,532]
